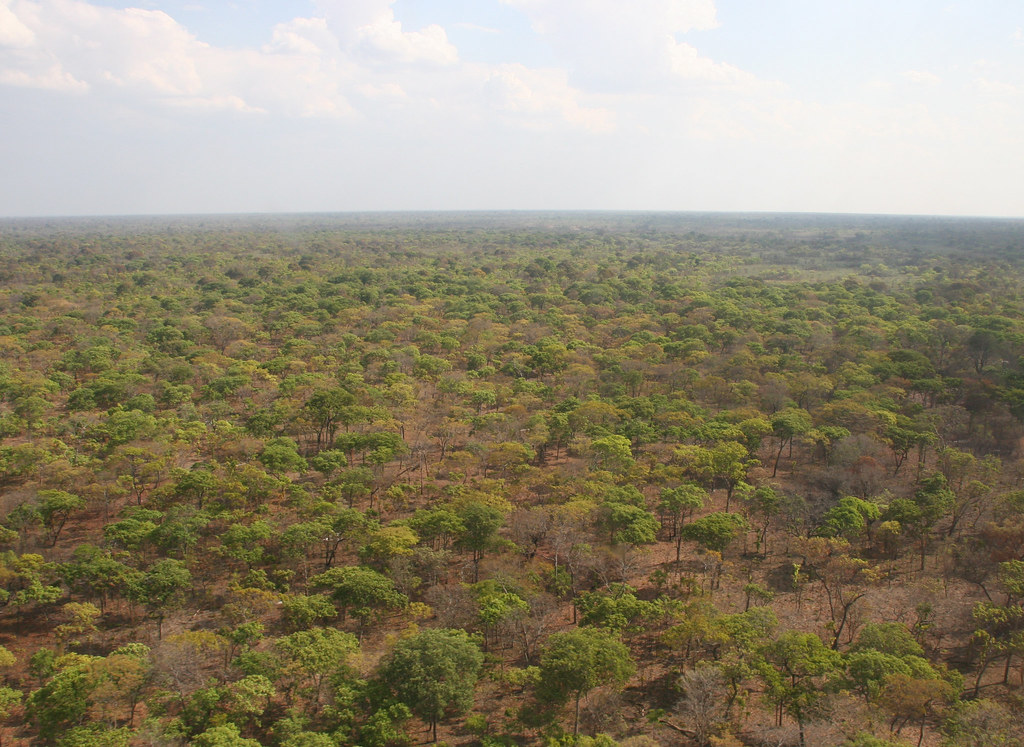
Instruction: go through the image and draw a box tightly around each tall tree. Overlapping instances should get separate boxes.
[310,565,407,634]
[127,558,191,639]
[537,627,635,736]
[377,628,483,743]
[759,631,842,747]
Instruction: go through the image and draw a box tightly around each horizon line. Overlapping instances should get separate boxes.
[3,208,1024,223]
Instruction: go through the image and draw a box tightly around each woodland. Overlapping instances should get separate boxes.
[0,212,1023,746]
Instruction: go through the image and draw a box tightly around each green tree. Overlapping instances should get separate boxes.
[537,627,635,736]
[167,467,218,510]
[969,560,1024,694]
[839,735,905,747]
[355,703,412,747]
[405,508,465,551]
[473,581,529,652]
[740,484,782,556]
[334,467,375,508]
[818,496,882,541]
[881,415,935,476]
[769,408,813,478]
[303,388,356,452]
[102,512,159,552]
[308,449,348,479]
[54,602,101,652]
[258,437,308,475]
[276,627,359,708]
[377,628,483,742]
[127,558,191,639]
[483,441,535,478]
[0,683,21,746]
[576,583,655,635]
[597,501,659,548]
[883,474,954,571]
[680,512,748,555]
[359,525,419,569]
[589,435,634,473]
[280,594,338,632]
[659,483,707,562]
[675,441,752,509]
[26,653,98,743]
[852,622,925,659]
[59,544,137,613]
[218,520,274,570]
[759,631,842,747]
[310,565,407,634]
[191,723,261,747]
[455,502,505,583]
[38,490,86,547]
[942,698,1024,746]
[0,552,62,625]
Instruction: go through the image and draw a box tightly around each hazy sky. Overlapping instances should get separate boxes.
[1,0,1022,217]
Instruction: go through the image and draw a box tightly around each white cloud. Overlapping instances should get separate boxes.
[500,0,748,92]
[667,40,761,88]
[357,16,456,65]
[0,0,35,47]
[166,93,264,113]
[0,0,613,132]
[0,1,238,100]
[901,70,941,85]
[3,0,1024,218]
[0,0,88,91]
[316,0,457,66]
[482,63,615,132]
[356,80,406,100]
[0,1,379,117]
[99,9,206,95]
[455,22,499,34]
[265,17,334,58]
[976,77,1019,97]
[0,62,86,91]
[504,0,718,36]
[254,17,356,117]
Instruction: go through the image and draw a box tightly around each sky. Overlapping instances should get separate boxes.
[1,0,1023,218]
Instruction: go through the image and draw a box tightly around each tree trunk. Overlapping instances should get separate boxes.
[832,593,867,650]
[974,655,991,697]
[772,439,786,478]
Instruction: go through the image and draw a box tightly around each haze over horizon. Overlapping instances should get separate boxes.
[1,1,1022,219]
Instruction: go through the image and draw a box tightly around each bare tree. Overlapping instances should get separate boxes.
[673,665,729,747]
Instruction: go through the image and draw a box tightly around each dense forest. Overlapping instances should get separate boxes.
[1,212,1024,746]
